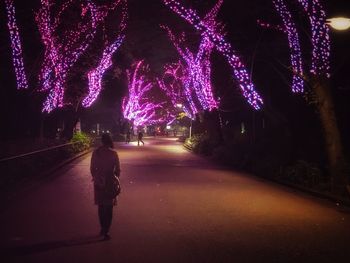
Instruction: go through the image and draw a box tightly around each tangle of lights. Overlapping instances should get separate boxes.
[296,0,330,77]
[167,54,197,117]
[82,1,127,107]
[122,60,164,127]
[271,0,304,93]
[257,19,285,32]
[260,0,330,91]
[36,0,118,113]
[5,0,28,89]
[82,36,125,107]
[163,0,263,110]
[161,25,218,115]
[158,62,194,119]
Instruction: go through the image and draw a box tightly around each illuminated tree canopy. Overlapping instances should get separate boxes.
[161,25,218,116]
[82,1,127,108]
[158,61,194,118]
[259,0,331,93]
[163,0,264,110]
[36,0,123,113]
[3,0,332,119]
[122,60,164,127]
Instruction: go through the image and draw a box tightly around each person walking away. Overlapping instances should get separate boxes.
[90,134,121,240]
[125,129,131,144]
[137,131,144,146]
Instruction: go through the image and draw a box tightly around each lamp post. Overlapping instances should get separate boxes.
[327,16,350,193]
[189,118,192,139]
[175,103,193,138]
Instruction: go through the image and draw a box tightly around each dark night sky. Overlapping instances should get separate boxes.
[0,0,349,144]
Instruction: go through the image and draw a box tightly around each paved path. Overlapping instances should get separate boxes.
[1,137,350,263]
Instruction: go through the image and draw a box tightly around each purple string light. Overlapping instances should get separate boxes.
[257,20,285,32]
[296,0,330,77]
[163,0,263,110]
[271,0,304,92]
[162,26,218,113]
[162,25,218,113]
[159,62,195,119]
[259,0,330,92]
[5,0,28,89]
[82,36,125,107]
[122,60,164,126]
[82,1,127,107]
[36,0,116,113]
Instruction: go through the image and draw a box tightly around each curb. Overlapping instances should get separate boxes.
[41,148,92,178]
[183,144,350,209]
[271,178,350,207]
[0,149,93,211]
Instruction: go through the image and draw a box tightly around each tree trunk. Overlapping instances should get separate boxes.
[312,77,347,192]
[203,110,223,144]
[39,114,45,141]
[61,107,79,140]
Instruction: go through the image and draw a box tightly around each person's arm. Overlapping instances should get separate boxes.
[114,152,121,177]
[90,150,98,180]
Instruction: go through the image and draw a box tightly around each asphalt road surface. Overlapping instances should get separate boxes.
[1,137,350,263]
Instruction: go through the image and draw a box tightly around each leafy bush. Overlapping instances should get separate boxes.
[281,160,325,188]
[187,133,217,156]
[212,144,250,169]
[70,132,92,153]
[251,154,284,179]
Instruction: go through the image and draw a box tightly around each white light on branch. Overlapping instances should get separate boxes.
[327,17,350,31]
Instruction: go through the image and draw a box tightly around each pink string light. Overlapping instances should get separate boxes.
[161,25,218,113]
[296,0,330,77]
[82,1,127,107]
[257,19,285,32]
[158,61,194,118]
[36,0,116,113]
[161,26,199,116]
[270,0,304,92]
[259,0,330,93]
[82,36,125,107]
[122,60,164,126]
[163,0,263,110]
[5,0,28,89]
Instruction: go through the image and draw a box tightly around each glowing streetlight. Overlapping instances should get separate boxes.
[327,17,350,31]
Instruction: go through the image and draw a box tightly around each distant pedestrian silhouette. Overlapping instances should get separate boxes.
[137,131,144,146]
[90,134,121,240]
[125,129,131,144]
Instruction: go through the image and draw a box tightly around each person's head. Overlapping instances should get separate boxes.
[101,133,114,148]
